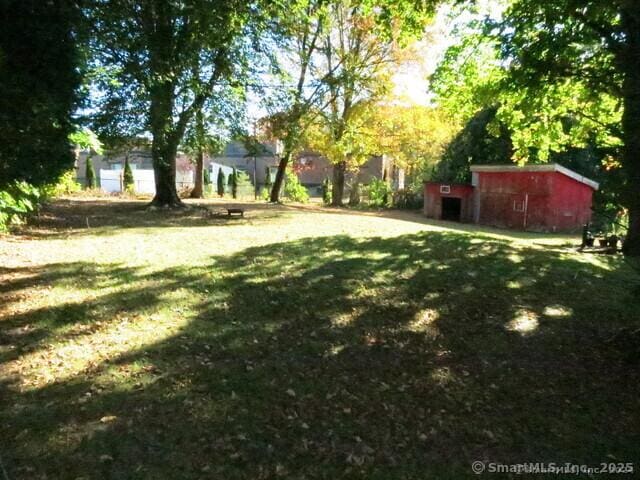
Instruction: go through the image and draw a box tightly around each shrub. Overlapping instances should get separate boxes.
[348,180,361,206]
[393,188,423,209]
[367,178,392,207]
[203,168,212,196]
[216,169,226,197]
[0,181,41,232]
[123,157,134,192]
[284,172,309,203]
[43,170,81,197]
[322,177,332,205]
[262,167,274,201]
[233,170,253,198]
[264,166,273,189]
[85,156,97,189]
[230,167,238,199]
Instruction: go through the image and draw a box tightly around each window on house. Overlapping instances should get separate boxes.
[513,200,525,212]
[440,185,451,194]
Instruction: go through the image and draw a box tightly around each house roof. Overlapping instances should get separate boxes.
[470,164,599,190]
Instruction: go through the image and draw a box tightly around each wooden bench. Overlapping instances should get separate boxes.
[226,208,244,218]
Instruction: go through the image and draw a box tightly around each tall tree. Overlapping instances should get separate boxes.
[496,1,638,254]
[183,81,244,199]
[433,1,640,255]
[311,1,425,205]
[88,0,262,207]
[264,0,436,203]
[313,1,440,205]
[0,0,82,188]
[264,0,330,203]
[370,105,458,187]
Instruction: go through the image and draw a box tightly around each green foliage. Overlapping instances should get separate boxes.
[216,169,226,197]
[203,168,211,187]
[264,167,273,189]
[43,170,82,198]
[393,188,423,210]
[284,172,309,203]
[367,178,392,208]
[233,170,253,198]
[88,0,266,205]
[69,128,104,156]
[123,157,134,192]
[432,107,513,184]
[321,178,332,205]
[0,1,82,188]
[230,168,238,199]
[263,0,435,202]
[85,158,97,189]
[430,3,622,163]
[0,181,41,231]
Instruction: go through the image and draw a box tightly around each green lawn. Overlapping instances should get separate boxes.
[1,198,639,479]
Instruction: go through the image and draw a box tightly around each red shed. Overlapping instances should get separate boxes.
[423,182,475,222]
[424,164,599,232]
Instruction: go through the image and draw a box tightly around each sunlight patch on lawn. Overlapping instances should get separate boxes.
[324,344,346,357]
[407,309,439,338]
[543,304,573,318]
[562,252,617,271]
[331,307,365,328]
[507,253,524,263]
[505,309,539,335]
[506,276,536,289]
[430,366,454,385]
[9,312,189,391]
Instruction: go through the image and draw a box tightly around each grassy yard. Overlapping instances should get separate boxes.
[1,197,639,479]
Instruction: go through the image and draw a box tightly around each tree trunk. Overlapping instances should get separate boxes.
[151,145,182,207]
[349,173,361,206]
[190,148,204,198]
[149,84,183,208]
[331,160,346,206]
[270,150,292,203]
[620,7,640,256]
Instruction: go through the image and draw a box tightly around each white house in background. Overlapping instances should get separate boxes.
[76,140,404,195]
[209,163,234,182]
[98,169,193,195]
[209,141,280,187]
[76,149,195,193]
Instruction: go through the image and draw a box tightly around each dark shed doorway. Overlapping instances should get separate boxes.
[441,197,462,221]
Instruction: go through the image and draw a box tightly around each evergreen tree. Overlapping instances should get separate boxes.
[264,167,273,190]
[123,157,134,192]
[321,177,332,205]
[85,157,97,189]
[216,169,226,197]
[0,0,82,188]
[231,167,238,199]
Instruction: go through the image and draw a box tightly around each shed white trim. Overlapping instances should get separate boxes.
[470,164,599,190]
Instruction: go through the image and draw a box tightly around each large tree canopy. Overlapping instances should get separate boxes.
[433,0,640,255]
[260,0,438,204]
[497,0,640,255]
[0,0,82,188]
[88,0,266,207]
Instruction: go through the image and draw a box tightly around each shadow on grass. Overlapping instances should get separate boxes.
[19,199,291,238]
[20,198,581,248]
[1,231,639,479]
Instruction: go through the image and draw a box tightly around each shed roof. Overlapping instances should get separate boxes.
[470,164,599,190]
